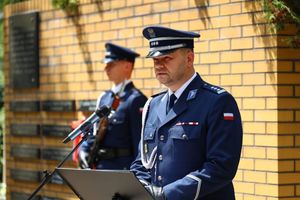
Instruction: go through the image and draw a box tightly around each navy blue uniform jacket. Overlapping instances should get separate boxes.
[81,82,147,169]
[130,74,243,200]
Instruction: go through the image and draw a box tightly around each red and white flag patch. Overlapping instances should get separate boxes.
[224,113,234,120]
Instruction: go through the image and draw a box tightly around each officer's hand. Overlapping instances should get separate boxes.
[78,150,89,169]
[145,185,166,200]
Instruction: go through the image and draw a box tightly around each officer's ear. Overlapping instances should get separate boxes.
[186,49,194,67]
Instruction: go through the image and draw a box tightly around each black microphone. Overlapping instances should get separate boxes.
[63,105,111,144]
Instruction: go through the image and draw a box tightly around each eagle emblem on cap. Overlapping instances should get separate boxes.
[147,28,156,38]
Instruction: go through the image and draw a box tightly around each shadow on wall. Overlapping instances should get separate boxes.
[244,1,277,85]
[64,0,104,83]
[194,0,211,29]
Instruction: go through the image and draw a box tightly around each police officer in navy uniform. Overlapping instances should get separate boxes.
[79,42,147,170]
[130,26,243,200]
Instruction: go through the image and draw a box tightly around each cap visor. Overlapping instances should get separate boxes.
[146,49,176,58]
[103,58,116,64]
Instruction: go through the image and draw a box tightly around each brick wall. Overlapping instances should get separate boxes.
[3,0,300,199]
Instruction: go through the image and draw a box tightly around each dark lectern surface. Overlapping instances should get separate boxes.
[56,168,153,200]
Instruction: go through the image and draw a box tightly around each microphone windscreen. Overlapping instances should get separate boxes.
[96,105,111,117]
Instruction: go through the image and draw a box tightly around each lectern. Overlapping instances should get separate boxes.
[56,168,154,200]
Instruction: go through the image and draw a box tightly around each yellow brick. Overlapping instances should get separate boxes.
[111,0,126,9]
[119,28,134,38]
[231,62,253,73]
[243,134,253,146]
[134,68,152,78]
[297,111,300,122]
[126,0,142,6]
[278,148,300,159]
[243,98,265,109]
[135,4,152,15]
[278,173,300,184]
[243,147,266,159]
[278,98,300,109]
[297,185,300,196]
[231,13,252,26]
[221,75,242,86]
[255,184,279,196]
[143,14,160,26]
[255,86,277,97]
[189,19,209,31]
[210,63,230,74]
[118,7,134,18]
[220,2,242,15]
[161,12,179,23]
[152,2,169,12]
[206,6,220,17]
[243,194,266,200]
[296,161,300,171]
[254,110,277,122]
[221,51,242,62]
[278,49,300,59]
[170,21,189,31]
[171,0,189,10]
[210,16,230,28]
[231,38,253,50]
[200,52,220,64]
[179,9,199,21]
[243,122,265,134]
[255,135,278,147]
[243,74,265,85]
[267,172,278,184]
[240,110,254,121]
[277,74,300,84]
[111,20,126,29]
[266,98,277,109]
[210,40,230,51]
[195,41,209,52]
[103,30,118,40]
[126,17,143,28]
[234,170,243,181]
[254,60,276,73]
[296,62,300,72]
[243,49,266,61]
[209,0,230,5]
[201,29,220,40]
[244,170,266,183]
[254,35,277,48]
[234,182,255,194]
[279,185,295,197]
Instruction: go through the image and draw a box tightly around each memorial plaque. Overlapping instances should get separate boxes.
[41,100,75,111]
[41,125,72,137]
[78,100,97,111]
[10,101,40,112]
[9,12,39,88]
[11,124,40,136]
[41,148,71,160]
[11,169,40,182]
[11,192,40,200]
[11,145,40,159]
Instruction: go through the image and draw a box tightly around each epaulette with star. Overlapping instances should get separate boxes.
[151,90,167,98]
[202,83,226,94]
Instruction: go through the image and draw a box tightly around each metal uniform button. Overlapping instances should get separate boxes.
[182,134,188,140]
[158,154,163,161]
[160,135,164,141]
[158,176,162,181]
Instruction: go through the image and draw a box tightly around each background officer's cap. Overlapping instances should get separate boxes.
[104,42,140,64]
[143,26,200,58]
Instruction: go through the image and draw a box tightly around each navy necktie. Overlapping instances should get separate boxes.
[167,94,177,113]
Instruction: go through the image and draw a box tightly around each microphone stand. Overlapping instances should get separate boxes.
[27,132,90,200]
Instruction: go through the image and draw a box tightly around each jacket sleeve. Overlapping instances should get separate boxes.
[163,93,243,200]
[128,94,147,158]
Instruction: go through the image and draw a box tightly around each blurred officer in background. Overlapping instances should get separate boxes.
[79,42,147,170]
[130,26,243,200]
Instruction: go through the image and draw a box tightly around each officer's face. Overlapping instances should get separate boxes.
[105,60,128,84]
[153,49,194,91]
